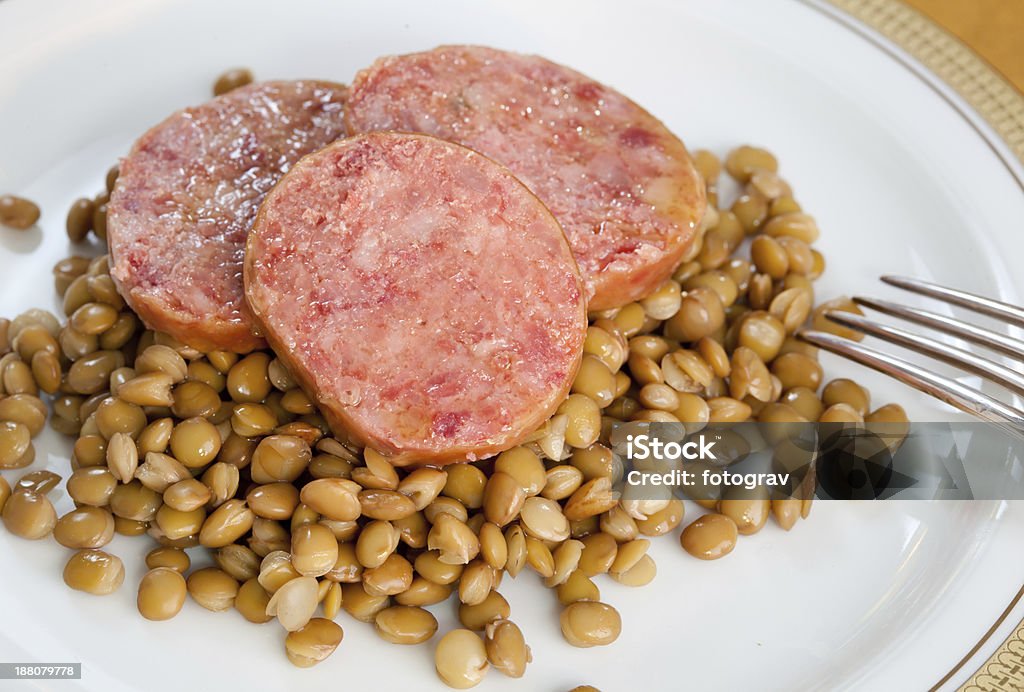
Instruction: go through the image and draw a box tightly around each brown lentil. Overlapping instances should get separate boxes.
[199,499,254,548]
[360,488,418,521]
[435,629,490,689]
[484,619,531,678]
[771,352,823,391]
[560,601,622,648]
[397,467,448,510]
[65,198,94,242]
[93,397,146,439]
[375,605,439,645]
[0,474,11,513]
[168,381,219,420]
[393,510,429,548]
[482,471,526,527]
[681,513,739,560]
[161,478,211,513]
[502,525,527,578]
[2,489,57,539]
[92,202,108,240]
[637,499,685,536]
[812,297,864,341]
[155,504,205,540]
[226,352,271,403]
[725,145,777,181]
[458,590,511,631]
[457,559,495,606]
[822,378,871,415]
[231,402,278,437]
[610,553,657,586]
[772,498,802,531]
[763,211,820,243]
[63,549,124,595]
[137,568,187,621]
[135,452,190,492]
[285,618,344,668]
[168,417,222,468]
[246,482,299,520]
[135,345,187,382]
[53,257,90,295]
[187,567,239,612]
[69,302,118,336]
[291,523,339,577]
[395,577,451,607]
[0,394,48,437]
[571,355,616,407]
[0,194,40,229]
[201,462,239,508]
[30,351,61,394]
[720,490,771,535]
[356,520,400,569]
[340,582,391,623]
[519,496,570,542]
[104,431,137,484]
[494,446,547,497]
[113,517,148,536]
[583,325,626,372]
[250,435,310,483]
[564,477,618,521]
[819,403,864,423]
[108,479,161,521]
[213,67,254,95]
[0,421,32,469]
[230,577,272,624]
[428,513,480,565]
[53,506,115,549]
[145,546,191,573]
[599,505,638,542]
[731,193,768,233]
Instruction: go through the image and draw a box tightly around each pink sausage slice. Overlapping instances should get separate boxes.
[108,81,349,353]
[245,132,587,465]
[346,45,706,311]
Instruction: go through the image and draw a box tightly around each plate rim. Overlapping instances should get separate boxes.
[0,0,1021,689]
[820,0,1024,185]
[807,1,1024,689]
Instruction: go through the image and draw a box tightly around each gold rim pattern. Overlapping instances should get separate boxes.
[826,0,1024,166]
[822,1,1024,689]
[962,621,1024,692]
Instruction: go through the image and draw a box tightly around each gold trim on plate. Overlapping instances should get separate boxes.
[819,1,1024,690]
[827,0,1024,165]
[962,618,1024,692]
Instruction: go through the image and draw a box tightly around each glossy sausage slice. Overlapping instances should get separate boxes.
[108,81,349,353]
[346,45,706,311]
[245,132,587,465]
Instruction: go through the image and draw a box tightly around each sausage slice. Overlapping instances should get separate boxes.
[108,80,348,353]
[346,45,706,311]
[245,132,586,465]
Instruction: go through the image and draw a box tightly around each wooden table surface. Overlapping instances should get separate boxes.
[905,0,1024,93]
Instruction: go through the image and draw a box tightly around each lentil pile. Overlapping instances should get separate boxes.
[0,71,910,691]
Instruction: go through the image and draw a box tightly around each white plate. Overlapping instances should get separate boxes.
[1,0,1023,690]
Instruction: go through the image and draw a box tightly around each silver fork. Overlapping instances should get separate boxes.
[797,276,1024,435]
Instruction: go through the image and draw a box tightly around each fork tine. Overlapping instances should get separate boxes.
[853,296,1024,361]
[797,330,1024,432]
[824,310,1024,397]
[881,275,1024,328]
